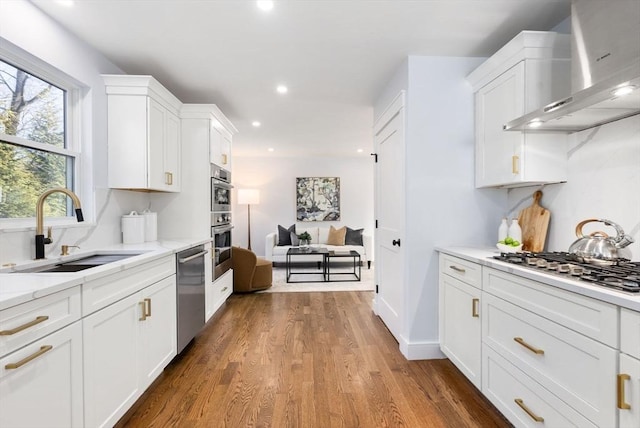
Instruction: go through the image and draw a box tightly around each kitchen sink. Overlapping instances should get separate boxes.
[10,253,144,273]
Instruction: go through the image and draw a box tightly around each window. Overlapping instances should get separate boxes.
[0,58,78,219]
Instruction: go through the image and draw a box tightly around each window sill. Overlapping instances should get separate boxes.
[0,218,95,233]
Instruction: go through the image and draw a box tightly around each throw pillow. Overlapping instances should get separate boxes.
[326,225,346,246]
[290,231,300,246]
[345,227,364,246]
[277,224,296,246]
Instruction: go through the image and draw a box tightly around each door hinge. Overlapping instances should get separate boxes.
[370,153,378,163]
[375,284,379,293]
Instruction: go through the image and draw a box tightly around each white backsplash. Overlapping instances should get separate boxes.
[507,115,640,259]
[0,189,150,265]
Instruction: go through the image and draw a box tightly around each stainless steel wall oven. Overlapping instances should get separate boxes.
[211,164,233,279]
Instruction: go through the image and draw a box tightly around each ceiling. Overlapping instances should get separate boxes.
[31,0,571,158]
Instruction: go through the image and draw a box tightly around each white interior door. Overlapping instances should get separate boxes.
[374,92,405,341]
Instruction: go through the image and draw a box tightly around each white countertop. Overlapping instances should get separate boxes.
[437,246,640,312]
[0,238,211,311]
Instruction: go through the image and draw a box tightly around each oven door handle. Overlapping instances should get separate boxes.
[212,179,233,189]
[213,225,234,233]
[178,250,209,264]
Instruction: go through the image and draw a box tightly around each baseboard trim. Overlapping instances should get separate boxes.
[399,337,446,360]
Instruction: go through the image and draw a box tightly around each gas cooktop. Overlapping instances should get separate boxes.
[493,252,640,294]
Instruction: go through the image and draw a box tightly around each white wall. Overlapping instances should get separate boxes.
[0,0,150,264]
[507,115,640,259]
[231,156,374,258]
[374,56,507,359]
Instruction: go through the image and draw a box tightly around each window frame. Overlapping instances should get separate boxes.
[0,42,88,230]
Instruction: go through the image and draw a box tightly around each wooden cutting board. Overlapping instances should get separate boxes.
[517,190,551,252]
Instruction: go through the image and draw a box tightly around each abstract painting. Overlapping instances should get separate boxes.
[296,177,340,221]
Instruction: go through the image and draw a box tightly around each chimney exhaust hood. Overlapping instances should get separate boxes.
[505,0,640,133]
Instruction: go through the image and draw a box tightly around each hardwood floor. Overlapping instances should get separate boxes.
[117,291,511,428]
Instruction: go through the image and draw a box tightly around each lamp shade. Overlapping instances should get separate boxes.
[237,188,260,205]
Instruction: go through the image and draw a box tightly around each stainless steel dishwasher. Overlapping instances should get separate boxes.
[176,245,207,353]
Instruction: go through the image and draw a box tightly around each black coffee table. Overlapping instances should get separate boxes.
[286,247,329,283]
[326,250,361,282]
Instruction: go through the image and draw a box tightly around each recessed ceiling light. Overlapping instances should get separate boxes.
[611,85,636,97]
[276,85,288,94]
[256,0,274,11]
[357,149,363,153]
[267,148,274,152]
[528,119,543,128]
[252,121,261,127]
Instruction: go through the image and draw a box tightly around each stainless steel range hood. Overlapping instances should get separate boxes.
[505,0,640,133]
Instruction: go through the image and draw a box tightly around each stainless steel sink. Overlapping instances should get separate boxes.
[11,253,143,273]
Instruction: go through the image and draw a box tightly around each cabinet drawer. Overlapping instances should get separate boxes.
[482,344,597,428]
[0,286,81,358]
[439,254,481,289]
[621,308,640,357]
[483,292,617,427]
[483,267,618,346]
[83,255,175,315]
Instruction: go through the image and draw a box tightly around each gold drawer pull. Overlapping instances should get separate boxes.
[221,286,228,292]
[514,337,544,355]
[618,374,631,410]
[5,345,53,370]
[139,301,147,321]
[512,155,520,174]
[514,398,544,422]
[449,265,466,273]
[144,298,151,318]
[0,316,49,336]
[472,298,479,317]
[165,172,173,185]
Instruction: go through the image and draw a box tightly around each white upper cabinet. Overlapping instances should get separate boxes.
[467,31,571,188]
[103,75,182,192]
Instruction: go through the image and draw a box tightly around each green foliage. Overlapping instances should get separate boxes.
[0,61,68,218]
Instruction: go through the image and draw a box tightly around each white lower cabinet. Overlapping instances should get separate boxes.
[0,320,84,428]
[620,309,640,428]
[438,252,636,428]
[206,268,233,322]
[83,275,176,428]
[439,267,481,389]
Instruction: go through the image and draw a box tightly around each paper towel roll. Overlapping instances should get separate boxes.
[122,211,145,244]
[142,210,157,242]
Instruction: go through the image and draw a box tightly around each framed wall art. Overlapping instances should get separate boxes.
[296,177,340,221]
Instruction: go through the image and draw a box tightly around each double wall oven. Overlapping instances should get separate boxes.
[211,164,233,279]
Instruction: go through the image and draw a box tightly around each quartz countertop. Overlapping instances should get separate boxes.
[0,238,211,311]
[436,246,640,312]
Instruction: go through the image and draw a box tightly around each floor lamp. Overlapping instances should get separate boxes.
[237,189,260,251]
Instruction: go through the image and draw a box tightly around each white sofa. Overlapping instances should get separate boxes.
[265,226,372,268]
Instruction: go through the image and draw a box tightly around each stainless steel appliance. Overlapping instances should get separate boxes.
[210,163,233,280]
[493,251,640,294]
[176,245,207,353]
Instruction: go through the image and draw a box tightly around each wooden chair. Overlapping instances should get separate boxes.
[231,246,273,292]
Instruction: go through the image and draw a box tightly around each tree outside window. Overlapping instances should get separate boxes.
[0,58,75,219]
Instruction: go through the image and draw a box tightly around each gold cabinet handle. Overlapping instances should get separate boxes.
[139,301,147,321]
[514,337,544,355]
[5,345,53,370]
[512,155,520,174]
[221,286,228,293]
[618,374,631,410]
[221,153,228,165]
[514,398,544,422]
[165,172,173,185]
[0,316,49,336]
[449,265,466,273]
[144,298,151,318]
[472,298,480,317]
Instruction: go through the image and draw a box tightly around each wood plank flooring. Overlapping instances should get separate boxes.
[117,291,511,428]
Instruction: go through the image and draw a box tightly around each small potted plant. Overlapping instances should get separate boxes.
[297,231,312,249]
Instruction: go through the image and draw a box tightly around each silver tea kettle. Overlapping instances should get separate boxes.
[568,219,634,266]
